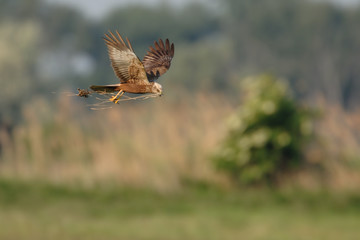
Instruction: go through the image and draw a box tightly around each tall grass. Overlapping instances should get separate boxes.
[311,100,360,190]
[1,93,360,192]
[284,98,360,191]
[0,94,232,191]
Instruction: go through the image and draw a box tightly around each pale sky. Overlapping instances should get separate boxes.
[45,0,209,19]
[45,0,360,20]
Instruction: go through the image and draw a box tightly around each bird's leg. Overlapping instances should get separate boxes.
[114,91,124,104]
[109,90,124,104]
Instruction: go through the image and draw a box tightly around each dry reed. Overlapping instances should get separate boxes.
[1,94,360,192]
[0,94,232,191]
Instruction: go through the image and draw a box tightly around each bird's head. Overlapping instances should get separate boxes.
[152,82,163,96]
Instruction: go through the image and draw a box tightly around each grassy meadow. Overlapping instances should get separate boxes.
[1,179,360,240]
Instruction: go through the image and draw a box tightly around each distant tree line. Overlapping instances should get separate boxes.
[1,0,360,128]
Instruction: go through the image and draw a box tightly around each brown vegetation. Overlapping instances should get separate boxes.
[1,93,360,192]
[0,94,232,191]
[283,97,360,191]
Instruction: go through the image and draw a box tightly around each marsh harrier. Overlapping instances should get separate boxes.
[89,31,174,103]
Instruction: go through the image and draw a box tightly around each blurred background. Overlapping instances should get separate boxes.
[1,0,360,239]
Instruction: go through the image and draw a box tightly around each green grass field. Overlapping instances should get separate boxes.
[0,179,359,240]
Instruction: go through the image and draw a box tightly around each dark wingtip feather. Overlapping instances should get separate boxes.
[126,37,134,52]
[115,30,126,45]
[154,41,161,51]
[165,39,170,51]
[159,39,165,49]
[103,30,136,53]
[171,43,175,56]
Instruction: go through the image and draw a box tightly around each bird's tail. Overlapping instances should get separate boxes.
[89,84,121,93]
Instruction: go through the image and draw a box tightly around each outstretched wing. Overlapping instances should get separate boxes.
[104,31,148,84]
[142,39,174,81]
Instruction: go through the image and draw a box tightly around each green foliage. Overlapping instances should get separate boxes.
[0,20,41,125]
[223,0,360,109]
[213,75,314,185]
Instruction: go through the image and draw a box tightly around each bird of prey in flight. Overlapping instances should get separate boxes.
[86,31,174,103]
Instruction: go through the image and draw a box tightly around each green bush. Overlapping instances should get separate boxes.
[213,75,313,185]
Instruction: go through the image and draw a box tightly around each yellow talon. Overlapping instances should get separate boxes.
[109,90,124,104]
[109,96,117,103]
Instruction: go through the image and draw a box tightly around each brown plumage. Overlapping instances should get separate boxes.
[89,30,174,103]
[143,38,175,81]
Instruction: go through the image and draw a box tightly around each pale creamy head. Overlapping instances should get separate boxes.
[152,82,162,95]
